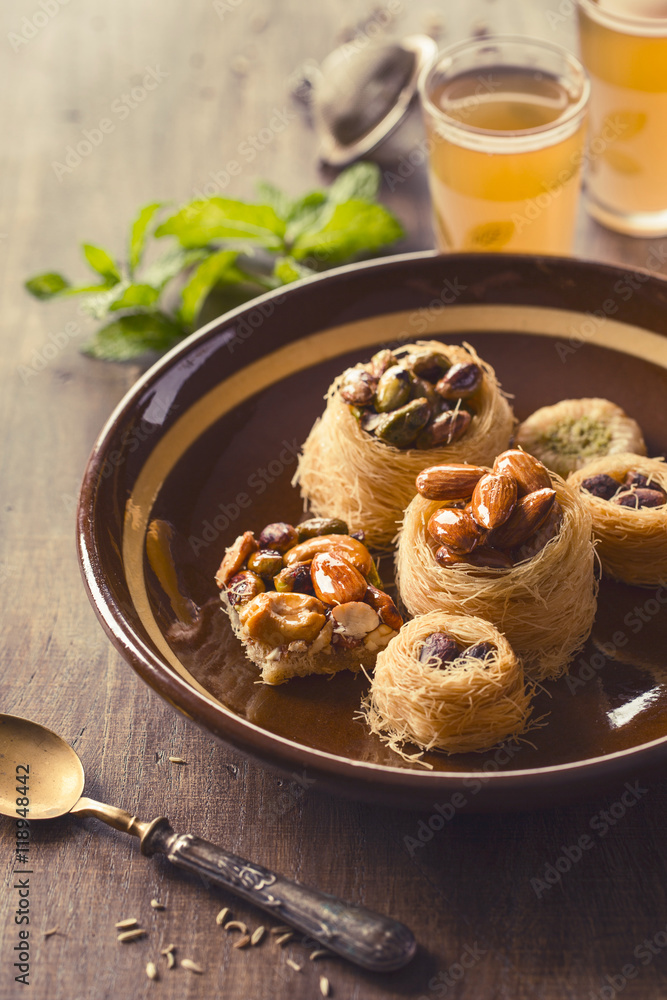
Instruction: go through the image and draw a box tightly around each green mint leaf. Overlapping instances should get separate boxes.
[291,200,404,264]
[179,250,244,327]
[255,181,293,220]
[129,202,162,274]
[141,247,208,290]
[82,243,122,284]
[79,281,131,319]
[273,256,316,284]
[82,312,184,361]
[327,162,380,204]
[108,283,160,312]
[155,198,285,249]
[284,191,328,244]
[25,272,71,300]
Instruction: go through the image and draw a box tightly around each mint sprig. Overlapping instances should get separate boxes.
[24,163,404,362]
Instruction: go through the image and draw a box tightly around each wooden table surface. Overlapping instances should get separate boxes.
[3,1,667,998]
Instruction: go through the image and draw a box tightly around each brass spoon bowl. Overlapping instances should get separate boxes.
[0,714,416,972]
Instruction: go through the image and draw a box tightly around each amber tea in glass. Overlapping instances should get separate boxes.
[419,37,590,254]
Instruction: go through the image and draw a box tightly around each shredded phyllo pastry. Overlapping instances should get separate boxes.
[396,459,597,682]
[568,453,667,586]
[294,340,514,549]
[362,612,531,763]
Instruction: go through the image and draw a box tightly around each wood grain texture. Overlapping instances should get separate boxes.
[2,1,667,997]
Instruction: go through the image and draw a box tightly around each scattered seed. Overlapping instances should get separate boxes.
[286,958,302,972]
[320,975,330,996]
[231,55,250,77]
[250,926,265,946]
[233,934,251,949]
[181,959,204,974]
[115,918,139,930]
[224,920,248,934]
[117,928,147,943]
[310,950,330,960]
[250,10,269,31]
[146,962,158,981]
[160,944,175,955]
[166,952,175,970]
[215,907,230,926]
[150,899,165,910]
[270,925,292,936]
[44,927,59,938]
[274,932,293,946]
[168,756,187,764]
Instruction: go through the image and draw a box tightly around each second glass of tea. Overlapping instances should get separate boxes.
[419,37,590,254]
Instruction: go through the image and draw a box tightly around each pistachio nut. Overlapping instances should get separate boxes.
[415,408,471,449]
[374,365,413,413]
[226,570,265,607]
[258,522,299,552]
[407,350,450,383]
[375,397,431,448]
[436,362,483,400]
[296,516,349,542]
[419,632,460,667]
[367,348,396,379]
[273,561,315,594]
[247,549,284,580]
[339,367,378,405]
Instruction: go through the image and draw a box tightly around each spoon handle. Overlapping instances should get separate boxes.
[142,818,416,972]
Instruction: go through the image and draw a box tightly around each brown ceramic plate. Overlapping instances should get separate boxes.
[77,251,667,811]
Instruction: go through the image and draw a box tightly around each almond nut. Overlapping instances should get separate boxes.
[331,602,380,638]
[487,488,556,550]
[511,500,563,563]
[364,584,403,630]
[434,544,512,568]
[428,507,483,554]
[310,551,368,605]
[284,535,373,576]
[215,531,259,588]
[239,591,327,646]
[471,473,517,529]
[415,464,487,501]
[493,450,551,496]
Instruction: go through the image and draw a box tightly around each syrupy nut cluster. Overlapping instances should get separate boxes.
[215,517,402,656]
[417,450,563,569]
[419,632,495,669]
[580,470,667,509]
[339,347,483,450]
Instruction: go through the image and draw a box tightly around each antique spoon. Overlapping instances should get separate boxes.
[0,714,416,972]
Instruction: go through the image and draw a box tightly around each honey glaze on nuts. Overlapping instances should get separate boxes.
[215,517,403,657]
[340,347,483,451]
[419,451,563,569]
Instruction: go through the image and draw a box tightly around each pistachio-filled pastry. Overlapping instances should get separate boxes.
[215,517,402,685]
[295,340,514,549]
[515,397,646,478]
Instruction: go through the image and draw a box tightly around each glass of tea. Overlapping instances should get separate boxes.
[578,0,667,236]
[418,37,590,254]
